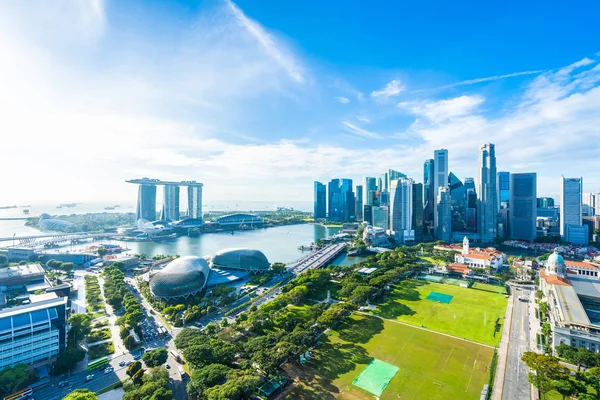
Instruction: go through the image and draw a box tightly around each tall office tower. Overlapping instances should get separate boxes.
[390,179,414,242]
[537,197,555,208]
[583,193,599,216]
[387,169,407,192]
[433,149,449,224]
[379,191,390,207]
[477,144,498,242]
[423,159,435,227]
[136,183,157,221]
[412,183,424,242]
[363,204,373,225]
[372,206,389,230]
[328,179,354,221]
[355,185,363,221]
[364,177,377,205]
[464,178,477,232]
[448,172,466,232]
[561,176,587,244]
[436,186,452,242]
[313,181,327,219]
[498,172,510,209]
[162,184,180,221]
[510,173,537,241]
[379,172,389,192]
[187,184,203,220]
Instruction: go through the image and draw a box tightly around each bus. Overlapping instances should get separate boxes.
[3,387,33,400]
[87,356,109,371]
[169,350,182,363]
[177,366,186,378]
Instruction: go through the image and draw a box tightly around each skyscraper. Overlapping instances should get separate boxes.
[433,149,448,224]
[187,184,203,220]
[340,179,354,221]
[162,184,180,221]
[464,178,477,232]
[537,197,555,208]
[423,159,435,227]
[561,176,586,243]
[327,178,354,221]
[372,206,389,230]
[313,181,327,219]
[498,171,510,209]
[355,185,363,221]
[363,177,377,206]
[387,169,407,192]
[136,184,157,221]
[510,173,537,241]
[412,183,424,243]
[328,179,341,221]
[478,144,498,242]
[378,172,389,192]
[436,186,451,242]
[390,179,414,242]
[448,172,466,232]
[583,193,599,216]
[363,204,373,225]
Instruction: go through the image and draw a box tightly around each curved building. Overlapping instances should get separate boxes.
[214,213,263,227]
[211,248,270,273]
[149,256,210,301]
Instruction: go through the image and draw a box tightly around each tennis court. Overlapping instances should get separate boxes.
[352,358,400,396]
[426,291,454,304]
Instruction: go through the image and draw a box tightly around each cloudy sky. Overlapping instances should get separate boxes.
[1,0,599,205]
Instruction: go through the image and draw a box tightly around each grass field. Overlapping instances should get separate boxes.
[369,279,508,346]
[281,314,495,400]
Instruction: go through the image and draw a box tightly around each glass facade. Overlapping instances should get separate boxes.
[498,171,510,209]
[510,173,537,241]
[137,184,157,221]
[560,177,583,239]
[327,178,354,221]
[187,185,203,220]
[423,159,434,226]
[355,185,363,221]
[478,144,498,242]
[313,181,327,219]
[162,184,180,221]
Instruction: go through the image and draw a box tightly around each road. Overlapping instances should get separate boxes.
[502,286,533,400]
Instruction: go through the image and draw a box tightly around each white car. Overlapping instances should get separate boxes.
[85,374,94,382]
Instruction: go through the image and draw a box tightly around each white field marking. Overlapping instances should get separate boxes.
[465,347,481,392]
[442,346,455,371]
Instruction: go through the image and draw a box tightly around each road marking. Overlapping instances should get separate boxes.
[442,346,455,371]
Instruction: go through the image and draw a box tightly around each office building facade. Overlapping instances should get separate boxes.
[464,178,477,232]
[162,184,180,221]
[313,181,327,219]
[187,185,203,220]
[433,149,449,224]
[537,197,555,209]
[0,296,67,369]
[510,173,537,241]
[363,177,378,206]
[498,171,510,209]
[423,159,435,228]
[328,178,354,222]
[436,186,452,242]
[372,206,389,230]
[478,144,498,242]
[136,184,157,221]
[583,193,599,216]
[363,205,373,225]
[412,183,424,243]
[389,179,414,242]
[561,177,584,243]
[355,185,363,221]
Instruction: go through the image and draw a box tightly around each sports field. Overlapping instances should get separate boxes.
[370,279,508,346]
[280,314,494,400]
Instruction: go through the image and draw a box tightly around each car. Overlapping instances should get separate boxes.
[126,361,133,366]
[119,361,126,367]
[104,366,114,374]
[134,354,142,360]
[85,375,94,382]
[165,364,171,369]
[58,381,69,388]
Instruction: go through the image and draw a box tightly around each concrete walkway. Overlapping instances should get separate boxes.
[355,311,496,349]
[491,287,514,400]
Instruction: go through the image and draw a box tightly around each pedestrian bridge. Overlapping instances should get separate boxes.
[287,243,346,275]
[0,232,108,248]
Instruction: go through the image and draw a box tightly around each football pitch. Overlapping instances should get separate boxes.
[371,279,508,346]
[283,314,495,400]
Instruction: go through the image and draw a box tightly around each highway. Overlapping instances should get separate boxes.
[288,243,346,274]
[502,286,533,400]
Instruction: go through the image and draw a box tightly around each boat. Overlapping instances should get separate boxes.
[23,209,30,214]
[0,205,17,209]
[104,206,115,210]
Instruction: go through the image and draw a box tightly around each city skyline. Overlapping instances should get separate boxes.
[1,1,600,204]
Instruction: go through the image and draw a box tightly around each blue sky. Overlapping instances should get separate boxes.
[1,0,599,204]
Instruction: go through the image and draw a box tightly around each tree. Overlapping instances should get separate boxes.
[522,352,569,399]
[62,389,99,400]
[142,348,168,367]
[124,335,137,350]
[0,254,8,266]
[584,367,600,395]
[349,285,375,304]
[270,263,286,274]
[127,361,142,378]
[288,285,308,305]
[0,364,29,397]
[68,314,92,346]
[97,248,108,257]
[54,347,86,374]
[537,290,544,301]
[554,379,576,400]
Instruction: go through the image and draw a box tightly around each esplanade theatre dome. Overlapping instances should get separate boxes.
[149,256,210,300]
[211,248,270,272]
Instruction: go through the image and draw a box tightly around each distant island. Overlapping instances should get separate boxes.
[0,205,17,210]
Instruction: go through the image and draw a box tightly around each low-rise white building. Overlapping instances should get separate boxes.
[438,237,506,271]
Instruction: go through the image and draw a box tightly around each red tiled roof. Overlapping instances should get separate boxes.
[447,263,471,274]
[539,269,571,286]
[565,260,599,270]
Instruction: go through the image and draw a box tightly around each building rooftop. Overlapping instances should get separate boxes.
[566,260,599,270]
[554,281,591,325]
[0,296,67,319]
[569,275,600,299]
[30,292,59,303]
[446,264,471,274]
[0,263,44,280]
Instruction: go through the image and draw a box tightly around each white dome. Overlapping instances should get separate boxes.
[546,249,566,277]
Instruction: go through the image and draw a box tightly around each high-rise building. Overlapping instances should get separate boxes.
[187,184,203,220]
[464,178,477,232]
[389,179,414,242]
[379,191,390,207]
[423,159,435,227]
[412,183,424,243]
[498,171,510,209]
[162,184,180,221]
[379,172,389,192]
[136,183,157,221]
[355,185,363,221]
[448,172,466,232]
[583,193,599,216]
[327,178,354,222]
[561,176,585,244]
[433,149,448,226]
[478,144,498,242]
[363,177,377,205]
[387,169,407,192]
[510,173,537,241]
[0,295,67,370]
[363,204,373,225]
[313,181,327,219]
[537,197,555,208]
[436,186,452,242]
[372,206,389,230]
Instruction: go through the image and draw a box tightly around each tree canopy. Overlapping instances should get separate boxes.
[62,389,99,400]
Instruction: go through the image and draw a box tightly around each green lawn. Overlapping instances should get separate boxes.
[285,314,495,400]
[369,279,508,346]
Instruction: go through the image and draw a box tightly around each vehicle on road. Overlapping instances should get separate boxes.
[4,387,33,400]
[58,381,69,388]
[177,365,186,378]
[87,356,109,371]
[165,364,171,369]
[119,361,126,367]
[125,361,133,366]
[104,366,114,374]
[169,350,182,363]
[134,354,142,360]
[85,375,94,382]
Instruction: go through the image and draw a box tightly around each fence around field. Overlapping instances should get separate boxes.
[417,274,474,287]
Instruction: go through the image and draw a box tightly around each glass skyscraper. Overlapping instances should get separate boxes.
[187,184,203,220]
[363,177,377,206]
[390,178,413,242]
[412,183,424,243]
[327,178,354,221]
[313,181,327,219]
[498,171,510,209]
[136,184,157,221]
[510,173,537,241]
[478,144,498,242]
[561,176,584,242]
[162,184,180,221]
[423,159,435,228]
[355,185,363,221]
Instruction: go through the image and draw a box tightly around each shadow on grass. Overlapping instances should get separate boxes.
[337,314,384,344]
[375,301,416,320]
[311,336,372,381]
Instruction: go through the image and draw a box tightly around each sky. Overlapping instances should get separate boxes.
[1,0,599,205]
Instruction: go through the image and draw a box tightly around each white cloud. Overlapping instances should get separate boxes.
[399,95,485,122]
[371,79,405,99]
[414,69,545,92]
[335,96,350,104]
[341,121,381,139]
[356,116,370,123]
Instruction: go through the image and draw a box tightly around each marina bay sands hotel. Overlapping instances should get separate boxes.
[126,178,203,222]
